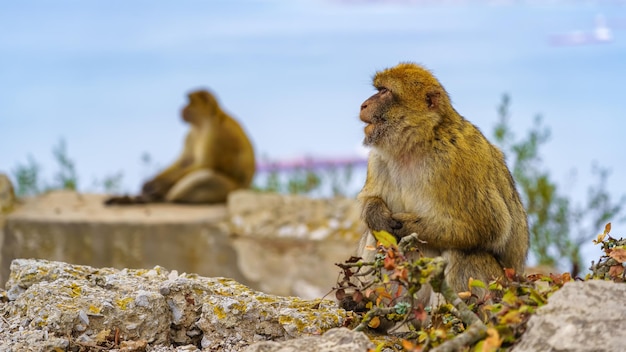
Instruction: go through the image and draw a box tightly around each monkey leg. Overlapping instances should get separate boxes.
[442,250,504,299]
[104,194,151,206]
[165,169,239,204]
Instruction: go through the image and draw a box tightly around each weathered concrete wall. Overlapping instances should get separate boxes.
[1,191,246,287]
[1,189,365,298]
[228,191,365,298]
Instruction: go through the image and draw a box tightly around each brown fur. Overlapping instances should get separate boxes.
[358,62,529,296]
[105,89,255,205]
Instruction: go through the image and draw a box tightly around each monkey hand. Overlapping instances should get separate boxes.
[103,194,150,206]
[141,180,167,201]
[104,195,134,206]
[363,197,403,235]
[391,212,422,239]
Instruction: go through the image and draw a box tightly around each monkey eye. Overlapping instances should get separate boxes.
[378,87,389,94]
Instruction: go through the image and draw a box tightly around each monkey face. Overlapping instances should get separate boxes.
[182,90,219,124]
[360,63,453,149]
[360,87,394,146]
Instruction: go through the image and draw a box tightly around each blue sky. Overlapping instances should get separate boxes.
[1,1,625,220]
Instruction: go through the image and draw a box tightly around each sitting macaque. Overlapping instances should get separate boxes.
[356,63,529,304]
[105,89,255,205]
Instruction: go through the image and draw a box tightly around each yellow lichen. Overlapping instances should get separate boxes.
[94,329,111,343]
[213,305,227,320]
[69,283,82,297]
[278,315,307,333]
[88,305,101,314]
[255,295,279,304]
[115,297,134,310]
[193,288,206,296]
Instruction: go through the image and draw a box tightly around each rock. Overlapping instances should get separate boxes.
[513,280,626,352]
[228,190,364,298]
[243,327,374,352]
[0,173,16,214]
[0,258,348,352]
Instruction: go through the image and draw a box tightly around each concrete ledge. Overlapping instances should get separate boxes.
[1,191,246,286]
[1,190,364,298]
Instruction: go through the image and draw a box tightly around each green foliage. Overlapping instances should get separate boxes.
[326,163,356,197]
[12,156,42,197]
[493,94,625,275]
[50,138,78,191]
[11,138,125,196]
[253,159,358,197]
[286,168,322,195]
[92,172,125,194]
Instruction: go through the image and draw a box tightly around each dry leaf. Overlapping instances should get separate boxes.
[592,232,605,245]
[609,264,624,277]
[368,316,381,329]
[335,289,346,301]
[458,291,472,299]
[609,248,626,263]
[595,223,612,244]
[481,328,503,352]
[352,290,363,303]
[504,267,516,280]
[383,255,396,270]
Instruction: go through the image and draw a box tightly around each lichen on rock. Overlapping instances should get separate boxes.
[0,258,348,351]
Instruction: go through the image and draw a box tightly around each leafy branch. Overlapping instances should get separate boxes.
[333,227,618,351]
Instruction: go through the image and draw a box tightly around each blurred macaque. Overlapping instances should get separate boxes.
[105,89,255,205]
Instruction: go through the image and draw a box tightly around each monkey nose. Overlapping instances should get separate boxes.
[360,103,368,111]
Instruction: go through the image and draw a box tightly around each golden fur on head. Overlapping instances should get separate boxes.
[183,89,222,123]
[374,63,454,114]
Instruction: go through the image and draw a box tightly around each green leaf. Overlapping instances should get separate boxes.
[372,230,398,247]
[469,278,486,289]
[394,302,410,315]
[502,290,517,305]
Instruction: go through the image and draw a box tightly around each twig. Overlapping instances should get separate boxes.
[429,257,488,352]
[354,306,397,332]
[398,232,426,252]
[336,261,377,269]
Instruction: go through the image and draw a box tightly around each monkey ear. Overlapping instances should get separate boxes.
[426,91,441,109]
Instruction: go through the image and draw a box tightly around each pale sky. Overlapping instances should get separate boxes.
[2,1,625,237]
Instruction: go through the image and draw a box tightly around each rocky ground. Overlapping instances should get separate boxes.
[0,258,373,352]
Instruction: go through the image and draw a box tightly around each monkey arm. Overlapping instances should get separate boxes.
[141,134,205,199]
[358,156,404,234]
[391,193,513,254]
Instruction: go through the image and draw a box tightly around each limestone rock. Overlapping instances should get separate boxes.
[228,190,365,298]
[243,328,374,352]
[0,258,348,352]
[513,280,626,352]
